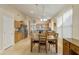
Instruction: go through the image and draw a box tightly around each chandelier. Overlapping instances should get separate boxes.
[35,4,47,21]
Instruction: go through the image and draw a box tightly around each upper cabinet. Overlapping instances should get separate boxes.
[15,21,23,28]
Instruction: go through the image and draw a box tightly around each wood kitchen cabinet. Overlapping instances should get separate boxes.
[15,21,24,43]
[15,21,23,28]
[70,43,79,55]
[15,32,24,43]
[63,39,70,55]
[63,38,79,55]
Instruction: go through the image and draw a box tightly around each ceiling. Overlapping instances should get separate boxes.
[12,4,65,19]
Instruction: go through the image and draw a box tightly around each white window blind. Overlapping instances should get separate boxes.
[57,16,63,37]
[63,9,73,38]
[56,9,73,38]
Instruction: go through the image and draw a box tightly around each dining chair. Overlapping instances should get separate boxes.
[31,31,39,52]
[39,31,48,53]
[48,32,58,53]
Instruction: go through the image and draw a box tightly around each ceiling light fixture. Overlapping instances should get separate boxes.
[40,5,48,21]
[34,4,48,21]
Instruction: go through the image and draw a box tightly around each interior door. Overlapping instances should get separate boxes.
[3,15,14,49]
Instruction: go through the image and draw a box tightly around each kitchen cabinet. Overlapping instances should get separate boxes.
[63,39,70,55]
[15,21,24,43]
[15,32,24,43]
[15,21,23,28]
[63,38,79,55]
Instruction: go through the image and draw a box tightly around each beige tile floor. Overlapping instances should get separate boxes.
[0,37,63,55]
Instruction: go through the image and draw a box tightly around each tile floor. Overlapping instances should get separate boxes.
[0,37,63,55]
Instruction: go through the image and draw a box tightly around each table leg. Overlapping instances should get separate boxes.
[31,42,33,52]
[56,41,58,53]
[45,44,47,53]
[49,43,50,50]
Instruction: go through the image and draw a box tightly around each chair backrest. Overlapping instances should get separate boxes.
[39,30,47,42]
[54,33,58,39]
[47,31,58,39]
[31,31,39,41]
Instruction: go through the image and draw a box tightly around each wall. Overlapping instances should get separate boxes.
[0,13,3,50]
[24,16,32,37]
[0,5,26,21]
[0,5,26,51]
[72,5,79,40]
[50,18,56,31]
[48,19,54,31]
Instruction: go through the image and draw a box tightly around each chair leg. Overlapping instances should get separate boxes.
[56,43,57,53]
[45,44,47,53]
[39,44,40,52]
[31,42,33,52]
[49,43,50,50]
[38,44,39,52]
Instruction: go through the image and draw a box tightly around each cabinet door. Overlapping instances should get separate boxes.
[70,44,79,55]
[63,45,70,55]
[63,39,70,55]
[15,21,23,28]
[15,32,23,43]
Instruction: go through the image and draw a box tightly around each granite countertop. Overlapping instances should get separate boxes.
[64,38,79,47]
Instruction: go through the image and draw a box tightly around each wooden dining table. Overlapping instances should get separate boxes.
[31,31,58,53]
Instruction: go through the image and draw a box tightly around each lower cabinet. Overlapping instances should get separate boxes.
[70,44,79,55]
[63,39,70,55]
[15,32,24,43]
[63,39,79,55]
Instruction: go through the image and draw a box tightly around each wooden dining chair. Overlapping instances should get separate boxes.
[48,32,58,53]
[39,31,48,53]
[31,32,39,52]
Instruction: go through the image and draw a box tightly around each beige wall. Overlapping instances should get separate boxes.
[0,13,3,50]
[0,5,26,21]
[24,16,32,37]
[72,5,79,40]
[50,18,57,31]
[0,5,27,51]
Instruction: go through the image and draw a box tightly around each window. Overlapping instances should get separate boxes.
[56,16,63,37]
[56,9,73,38]
[63,9,73,38]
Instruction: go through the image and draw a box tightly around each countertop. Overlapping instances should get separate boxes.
[64,38,79,47]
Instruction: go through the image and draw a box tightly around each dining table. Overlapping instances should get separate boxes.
[31,31,58,53]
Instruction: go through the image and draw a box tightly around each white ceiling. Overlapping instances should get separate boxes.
[12,4,65,19]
